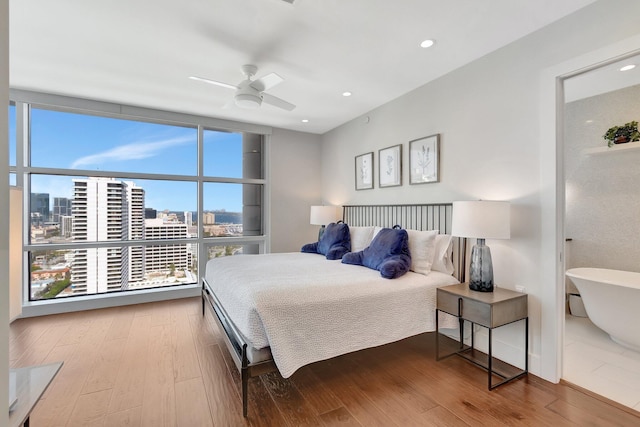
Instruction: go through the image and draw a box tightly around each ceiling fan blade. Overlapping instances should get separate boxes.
[189,76,237,90]
[250,72,283,92]
[221,99,236,110]
[262,93,296,111]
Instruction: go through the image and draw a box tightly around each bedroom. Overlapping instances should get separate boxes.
[2,0,640,425]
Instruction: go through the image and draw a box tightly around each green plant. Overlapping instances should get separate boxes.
[603,121,640,147]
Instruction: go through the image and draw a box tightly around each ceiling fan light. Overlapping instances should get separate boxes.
[235,93,262,109]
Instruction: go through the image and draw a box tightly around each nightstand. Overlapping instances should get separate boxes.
[436,283,528,389]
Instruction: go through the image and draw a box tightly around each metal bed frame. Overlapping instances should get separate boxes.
[201,203,465,417]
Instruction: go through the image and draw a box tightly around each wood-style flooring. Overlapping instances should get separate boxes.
[9,296,640,426]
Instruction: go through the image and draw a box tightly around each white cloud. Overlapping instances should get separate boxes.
[70,135,191,169]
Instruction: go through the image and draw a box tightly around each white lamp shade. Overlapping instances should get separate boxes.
[310,205,340,225]
[451,200,510,239]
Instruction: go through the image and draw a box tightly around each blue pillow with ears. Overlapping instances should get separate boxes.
[342,227,411,279]
[301,222,351,260]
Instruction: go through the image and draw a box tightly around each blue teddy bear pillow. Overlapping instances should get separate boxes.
[301,222,351,260]
[341,227,411,279]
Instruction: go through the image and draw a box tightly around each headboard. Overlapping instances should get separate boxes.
[342,203,466,283]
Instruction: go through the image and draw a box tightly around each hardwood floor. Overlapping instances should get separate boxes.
[10,297,640,426]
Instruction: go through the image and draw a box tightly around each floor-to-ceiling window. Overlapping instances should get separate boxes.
[9,92,269,302]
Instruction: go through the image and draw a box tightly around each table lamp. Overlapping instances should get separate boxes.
[452,200,510,292]
[310,205,340,240]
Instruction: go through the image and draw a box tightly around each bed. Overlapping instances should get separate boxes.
[201,203,466,416]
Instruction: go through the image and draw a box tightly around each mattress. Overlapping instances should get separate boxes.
[204,252,459,377]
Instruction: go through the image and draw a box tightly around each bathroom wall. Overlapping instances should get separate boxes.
[564,83,640,283]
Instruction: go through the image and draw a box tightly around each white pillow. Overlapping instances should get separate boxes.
[432,234,455,275]
[349,226,375,252]
[405,229,438,275]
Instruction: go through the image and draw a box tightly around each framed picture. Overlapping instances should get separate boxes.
[409,134,440,184]
[378,144,402,188]
[355,152,374,190]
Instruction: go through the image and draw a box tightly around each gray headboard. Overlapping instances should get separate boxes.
[342,203,466,283]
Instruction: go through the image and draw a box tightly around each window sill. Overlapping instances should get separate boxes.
[20,283,201,318]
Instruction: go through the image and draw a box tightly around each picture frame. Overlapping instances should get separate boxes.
[378,144,402,188]
[355,152,374,190]
[409,134,440,184]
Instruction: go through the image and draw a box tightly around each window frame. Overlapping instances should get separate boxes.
[9,89,272,309]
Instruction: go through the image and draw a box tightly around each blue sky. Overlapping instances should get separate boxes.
[9,106,247,212]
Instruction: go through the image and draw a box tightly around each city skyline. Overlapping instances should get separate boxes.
[9,105,249,212]
[29,176,245,300]
[29,175,246,215]
[31,191,242,222]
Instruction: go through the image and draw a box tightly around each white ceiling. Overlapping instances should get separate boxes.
[565,53,640,103]
[10,0,596,134]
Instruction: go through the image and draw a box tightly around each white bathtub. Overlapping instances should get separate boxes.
[566,268,640,352]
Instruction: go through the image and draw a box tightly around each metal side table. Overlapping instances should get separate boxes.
[436,283,528,389]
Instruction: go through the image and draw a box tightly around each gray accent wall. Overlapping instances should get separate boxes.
[270,128,322,253]
[319,0,640,378]
[564,84,640,278]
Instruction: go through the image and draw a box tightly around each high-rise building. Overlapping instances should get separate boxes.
[184,211,193,227]
[202,212,215,225]
[127,184,145,285]
[144,208,157,219]
[52,197,72,223]
[30,192,50,224]
[144,218,190,273]
[70,178,145,294]
[60,215,73,238]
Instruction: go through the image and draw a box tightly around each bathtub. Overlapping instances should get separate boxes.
[565,268,640,352]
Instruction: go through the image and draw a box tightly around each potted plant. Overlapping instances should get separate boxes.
[603,121,640,147]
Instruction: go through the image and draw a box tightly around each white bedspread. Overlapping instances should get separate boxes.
[205,252,459,378]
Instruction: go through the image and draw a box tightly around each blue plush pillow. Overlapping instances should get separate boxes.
[342,227,411,279]
[301,222,351,260]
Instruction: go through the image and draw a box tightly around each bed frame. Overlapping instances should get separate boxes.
[201,203,466,417]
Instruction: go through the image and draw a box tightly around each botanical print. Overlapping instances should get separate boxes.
[385,154,394,177]
[416,144,433,180]
[355,152,374,190]
[361,156,371,184]
[410,134,439,184]
[379,145,401,187]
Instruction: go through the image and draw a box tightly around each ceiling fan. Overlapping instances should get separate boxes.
[190,64,296,111]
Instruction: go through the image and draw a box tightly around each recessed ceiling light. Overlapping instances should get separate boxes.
[620,64,636,71]
[342,91,352,97]
[420,39,435,48]
[301,119,309,123]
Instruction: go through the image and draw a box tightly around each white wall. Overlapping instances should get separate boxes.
[1,0,10,421]
[320,0,640,380]
[565,84,640,276]
[269,128,323,253]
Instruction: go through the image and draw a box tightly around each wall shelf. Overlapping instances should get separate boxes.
[585,140,640,155]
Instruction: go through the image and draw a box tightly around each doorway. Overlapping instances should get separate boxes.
[561,52,640,411]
